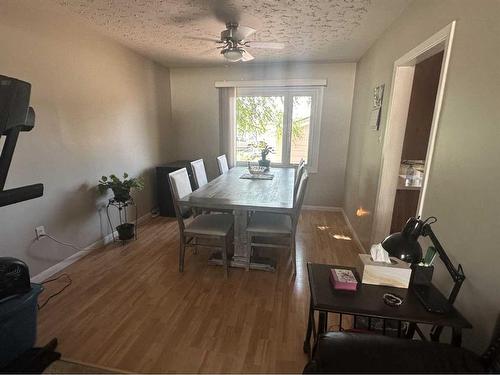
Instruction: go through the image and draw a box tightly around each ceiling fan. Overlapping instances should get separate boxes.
[172,1,285,62]
[210,22,285,62]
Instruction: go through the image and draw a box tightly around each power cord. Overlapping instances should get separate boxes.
[37,273,72,310]
[38,233,82,252]
[34,232,79,309]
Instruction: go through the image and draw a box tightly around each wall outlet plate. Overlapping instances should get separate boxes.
[35,226,45,240]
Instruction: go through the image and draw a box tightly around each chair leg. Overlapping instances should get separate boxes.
[291,235,297,277]
[179,236,186,272]
[246,233,252,271]
[193,237,198,254]
[222,236,229,279]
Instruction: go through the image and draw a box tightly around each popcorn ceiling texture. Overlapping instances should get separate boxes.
[54,0,409,66]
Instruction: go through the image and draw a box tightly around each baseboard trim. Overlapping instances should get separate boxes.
[340,209,367,254]
[30,212,153,283]
[302,205,343,212]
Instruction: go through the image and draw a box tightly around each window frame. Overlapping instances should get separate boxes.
[235,86,323,172]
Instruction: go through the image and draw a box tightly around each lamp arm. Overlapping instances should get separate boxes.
[422,222,466,343]
[422,224,465,284]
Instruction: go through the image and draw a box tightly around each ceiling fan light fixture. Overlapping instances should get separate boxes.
[223,48,243,62]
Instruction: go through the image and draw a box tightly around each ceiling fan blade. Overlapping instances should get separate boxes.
[185,36,222,43]
[247,41,285,50]
[170,11,210,24]
[233,25,256,40]
[200,47,220,57]
[241,50,255,62]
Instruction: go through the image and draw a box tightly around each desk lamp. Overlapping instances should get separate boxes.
[381,217,424,264]
[382,216,466,341]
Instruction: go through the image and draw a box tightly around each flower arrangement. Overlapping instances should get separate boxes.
[249,141,274,169]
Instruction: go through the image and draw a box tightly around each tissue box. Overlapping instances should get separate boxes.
[357,254,412,289]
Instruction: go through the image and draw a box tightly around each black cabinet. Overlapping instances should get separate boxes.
[156,160,195,217]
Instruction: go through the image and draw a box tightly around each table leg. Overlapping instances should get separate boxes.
[430,325,443,342]
[232,209,248,264]
[207,209,276,271]
[318,311,328,334]
[303,300,314,355]
[451,327,462,347]
[405,322,417,339]
[310,311,328,358]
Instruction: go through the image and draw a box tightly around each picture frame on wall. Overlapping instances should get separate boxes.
[369,84,385,131]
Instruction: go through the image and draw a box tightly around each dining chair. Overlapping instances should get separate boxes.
[216,154,229,175]
[246,170,309,276]
[294,159,306,199]
[190,159,208,189]
[168,168,234,278]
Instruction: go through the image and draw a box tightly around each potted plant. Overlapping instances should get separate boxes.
[98,173,144,241]
[98,173,144,203]
[252,141,274,170]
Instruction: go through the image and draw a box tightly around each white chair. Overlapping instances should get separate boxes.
[216,154,229,175]
[294,159,306,200]
[190,159,208,189]
[168,168,233,278]
[246,170,309,276]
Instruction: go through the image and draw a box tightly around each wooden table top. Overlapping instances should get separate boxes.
[178,166,295,213]
[307,263,472,329]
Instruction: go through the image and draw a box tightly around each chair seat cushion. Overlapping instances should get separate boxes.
[184,214,233,236]
[247,212,292,234]
[304,332,485,373]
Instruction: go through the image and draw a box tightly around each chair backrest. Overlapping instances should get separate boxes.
[190,159,208,189]
[292,170,309,229]
[168,168,192,229]
[482,321,500,372]
[217,154,229,175]
[294,159,306,199]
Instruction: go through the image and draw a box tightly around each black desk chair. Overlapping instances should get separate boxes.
[304,330,500,373]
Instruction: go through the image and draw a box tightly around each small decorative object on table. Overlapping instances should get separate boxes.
[329,268,358,291]
[250,141,274,170]
[247,162,267,175]
[98,173,144,243]
[239,162,274,180]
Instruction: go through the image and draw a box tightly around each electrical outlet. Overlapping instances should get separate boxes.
[35,226,46,240]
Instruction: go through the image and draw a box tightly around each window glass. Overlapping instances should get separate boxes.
[236,96,284,163]
[234,86,323,171]
[290,96,312,164]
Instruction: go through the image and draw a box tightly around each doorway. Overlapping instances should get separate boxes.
[371,22,456,244]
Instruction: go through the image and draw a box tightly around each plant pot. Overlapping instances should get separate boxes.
[116,223,135,241]
[258,159,271,170]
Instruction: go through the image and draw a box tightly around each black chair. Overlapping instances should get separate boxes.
[304,330,500,373]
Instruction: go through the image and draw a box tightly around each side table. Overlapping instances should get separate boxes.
[303,263,471,357]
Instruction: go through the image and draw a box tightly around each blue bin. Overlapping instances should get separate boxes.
[0,283,43,368]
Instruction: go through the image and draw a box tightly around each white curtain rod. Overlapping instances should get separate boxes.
[214,79,327,88]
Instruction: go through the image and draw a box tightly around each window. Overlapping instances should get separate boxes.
[235,86,323,171]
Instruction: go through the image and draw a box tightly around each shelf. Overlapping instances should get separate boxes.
[397,176,422,191]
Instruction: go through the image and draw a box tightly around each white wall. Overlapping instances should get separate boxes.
[0,0,173,276]
[344,0,500,352]
[170,62,356,207]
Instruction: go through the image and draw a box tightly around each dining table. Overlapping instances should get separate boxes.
[177,166,295,271]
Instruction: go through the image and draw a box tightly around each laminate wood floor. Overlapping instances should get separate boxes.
[37,210,363,373]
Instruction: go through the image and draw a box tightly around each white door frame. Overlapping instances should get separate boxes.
[371,21,456,244]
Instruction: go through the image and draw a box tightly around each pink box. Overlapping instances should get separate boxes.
[329,268,358,291]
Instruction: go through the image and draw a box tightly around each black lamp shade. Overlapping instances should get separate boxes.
[381,232,422,264]
[381,217,424,264]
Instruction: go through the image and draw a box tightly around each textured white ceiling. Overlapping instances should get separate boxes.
[53,0,410,66]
